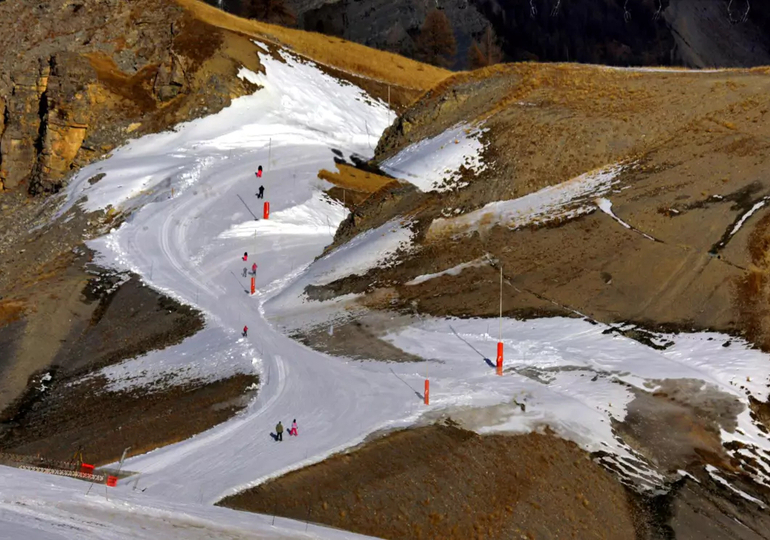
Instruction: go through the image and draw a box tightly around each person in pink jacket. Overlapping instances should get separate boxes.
[289,419,298,436]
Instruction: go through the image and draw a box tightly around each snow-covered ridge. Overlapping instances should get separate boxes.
[429,163,626,238]
[381,123,488,192]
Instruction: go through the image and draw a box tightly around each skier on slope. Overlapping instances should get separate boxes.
[256,185,264,199]
[242,252,248,262]
[251,262,257,275]
[242,325,248,337]
[256,165,263,178]
[289,419,298,436]
[275,421,284,441]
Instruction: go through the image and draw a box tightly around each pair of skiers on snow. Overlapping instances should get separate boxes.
[256,166,264,198]
[275,419,298,441]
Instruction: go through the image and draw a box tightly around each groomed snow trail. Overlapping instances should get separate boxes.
[56,48,426,509]
[0,466,374,539]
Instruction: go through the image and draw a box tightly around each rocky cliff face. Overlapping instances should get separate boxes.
[0,0,258,194]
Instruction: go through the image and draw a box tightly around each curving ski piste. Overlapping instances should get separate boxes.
[54,46,435,511]
[0,44,419,540]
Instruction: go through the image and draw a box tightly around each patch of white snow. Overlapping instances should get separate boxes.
[381,123,487,192]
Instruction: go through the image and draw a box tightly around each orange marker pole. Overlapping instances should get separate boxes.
[250,276,256,295]
[263,201,270,219]
[497,265,504,376]
[424,379,430,405]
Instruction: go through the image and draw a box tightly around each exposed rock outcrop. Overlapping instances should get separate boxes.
[154,51,188,102]
[30,53,95,194]
[0,60,50,190]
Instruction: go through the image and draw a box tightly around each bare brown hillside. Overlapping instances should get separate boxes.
[311,63,770,351]
[221,425,641,540]
[221,424,770,540]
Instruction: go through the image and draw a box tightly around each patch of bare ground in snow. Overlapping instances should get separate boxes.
[220,424,639,540]
[290,311,423,363]
[613,379,744,473]
[0,372,257,466]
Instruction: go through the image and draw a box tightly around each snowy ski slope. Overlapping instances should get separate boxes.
[3,42,770,539]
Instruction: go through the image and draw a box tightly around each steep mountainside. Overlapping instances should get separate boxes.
[207,0,770,70]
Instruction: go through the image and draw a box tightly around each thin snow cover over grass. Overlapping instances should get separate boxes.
[406,256,494,286]
[266,219,414,319]
[383,316,770,488]
[706,465,767,508]
[429,163,625,238]
[598,64,724,74]
[380,123,487,192]
[0,466,373,540]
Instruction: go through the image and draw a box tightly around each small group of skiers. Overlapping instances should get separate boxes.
[274,419,298,441]
[234,166,300,445]
[238,165,264,334]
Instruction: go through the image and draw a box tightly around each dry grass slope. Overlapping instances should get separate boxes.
[175,0,450,91]
[318,163,397,194]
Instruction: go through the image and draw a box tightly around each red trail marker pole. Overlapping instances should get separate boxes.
[424,379,430,405]
[251,276,256,295]
[497,264,504,376]
[263,201,270,219]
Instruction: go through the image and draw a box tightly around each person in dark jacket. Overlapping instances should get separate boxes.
[275,421,284,441]
[256,185,264,199]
